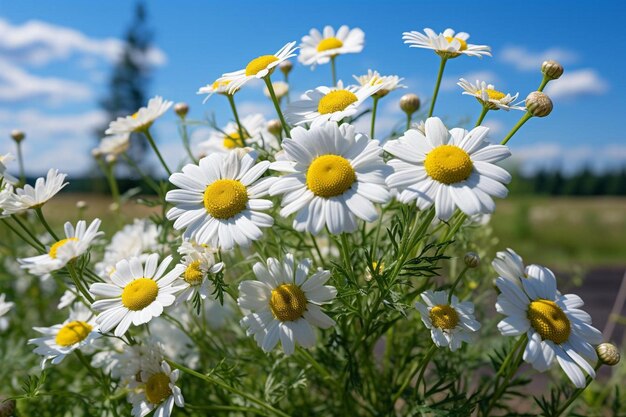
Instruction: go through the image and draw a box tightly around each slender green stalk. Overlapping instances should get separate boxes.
[297,347,338,388]
[143,129,172,177]
[392,344,437,403]
[67,262,95,303]
[2,218,44,252]
[121,153,160,194]
[10,215,46,251]
[178,116,196,163]
[555,363,602,416]
[370,96,379,139]
[330,55,337,86]
[167,360,291,417]
[415,344,438,395]
[16,140,26,185]
[227,94,247,146]
[406,112,412,131]
[264,76,291,138]
[428,57,448,117]
[103,161,121,212]
[475,106,489,127]
[283,72,291,104]
[500,112,532,146]
[538,77,549,92]
[35,207,60,241]
[447,266,470,303]
[309,233,325,268]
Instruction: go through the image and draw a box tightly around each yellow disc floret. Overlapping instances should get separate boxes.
[317,90,358,114]
[483,89,506,101]
[49,238,78,259]
[245,55,279,76]
[121,278,159,311]
[184,260,204,285]
[55,321,93,346]
[424,145,473,185]
[306,155,356,198]
[145,372,172,404]
[203,179,249,219]
[269,284,308,322]
[445,36,468,51]
[429,304,459,330]
[223,132,248,149]
[527,299,571,344]
[317,37,344,52]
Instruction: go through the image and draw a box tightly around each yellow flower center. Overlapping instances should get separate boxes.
[55,321,93,347]
[445,36,468,51]
[121,278,159,311]
[184,260,204,285]
[245,55,279,76]
[429,304,459,330]
[49,238,78,259]
[424,145,473,185]
[223,131,248,149]
[145,372,172,404]
[317,90,359,114]
[269,284,308,322]
[212,80,231,90]
[203,179,249,219]
[527,299,571,344]
[131,112,139,119]
[482,89,506,101]
[317,37,344,52]
[306,154,356,198]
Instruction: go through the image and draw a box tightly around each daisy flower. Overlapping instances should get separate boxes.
[174,241,224,303]
[299,25,365,67]
[0,293,15,331]
[285,81,382,127]
[105,96,173,135]
[0,153,17,184]
[458,79,525,111]
[93,342,165,386]
[196,114,276,156]
[384,117,511,220]
[269,122,391,235]
[353,70,406,98]
[492,248,525,286]
[19,219,103,275]
[0,168,68,215]
[166,150,274,250]
[29,304,100,367]
[402,28,491,59]
[94,134,131,158]
[90,254,185,337]
[128,361,184,417]
[415,290,480,351]
[238,254,336,355]
[217,42,297,95]
[495,258,603,388]
[197,79,238,101]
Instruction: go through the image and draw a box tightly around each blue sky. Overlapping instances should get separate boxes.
[0,0,624,176]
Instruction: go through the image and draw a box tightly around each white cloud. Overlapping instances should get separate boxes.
[442,70,499,91]
[483,119,505,136]
[544,69,609,100]
[499,46,578,71]
[0,108,107,138]
[236,100,276,119]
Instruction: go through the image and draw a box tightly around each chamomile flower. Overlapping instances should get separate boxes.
[90,254,185,337]
[0,293,14,331]
[492,248,525,286]
[166,150,274,250]
[0,153,17,184]
[175,243,224,304]
[105,96,173,135]
[403,28,491,59]
[353,70,406,98]
[28,304,100,367]
[495,260,603,388]
[285,81,382,127]
[415,290,480,351]
[197,79,238,101]
[93,342,165,386]
[0,168,68,215]
[238,254,336,355]
[458,79,525,111]
[128,361,184,417]
[196,114,276,156]
[217,42,298,95]
[269,122,391,235]
[384,117,511,220]
[19,219,103,275]
[94,134,131,158]
[299,25,365,67]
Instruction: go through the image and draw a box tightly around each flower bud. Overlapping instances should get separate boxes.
[279,60,293,76]
[0,396,16,417]
[10,129,25,143]
[76,200,88,210]
[399,94,420,115]
[105,154,117,164]
[91,149,103,158]
[174,102,189,118]
[267,119,282,136]
[109,202,119,212]
[525,91,553,117]
[464,252,480,268]
[541,60,564,80]
[596,343,620,366]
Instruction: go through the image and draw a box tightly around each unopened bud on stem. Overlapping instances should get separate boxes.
[399,94,420,115]
[525,91,553,117]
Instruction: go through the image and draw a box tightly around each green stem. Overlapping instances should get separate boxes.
[10,215,46,251]
[392,344,437,403]
[2,218,44,252]
[500,112,532,146]
[35,207,59,241]
[227,94,247,146]
[538,77,549,92]
[143,129,172,177]
[330,55,337,86]
[475,106,489,127]
[121,153,160,194]
[555,363,602,417]
[297,347,337,387]
[370,96,379,139]
[104,161,121,211]
[178,116,196,163]
[167,360,291,417]
[74,350,100,380]
[447,266,469,303]
[264,76,291,138]
[309,233,325,268]
[428,57,448,117]
[16,140,26,185]
[67,262,95,303]
[415,344,438,395]
[406,112,412,131]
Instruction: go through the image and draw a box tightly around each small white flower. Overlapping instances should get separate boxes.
[285,81,381,127]
[28,304,100,367]
[492,248,526,286]
[495,256,603,388]
[90,254,185,337]
[92,342,164,386]
[105,96,173,135]
[197,79,238,101]
[217,42,297,94]
[385,117,511,220]
[196,114,276,156]
[0,293,15,331]
[270,122,391,235]
[415,290,481,351]
[238,254,337,355]
[402,28,491,59]
[19,219,103,275]
[94,134,131,158]
[174,241,224,304]
[128,361,184,417]
[0,153,18,185]
[299,25,364,67]
[1,168,68,215]
[458,79,525,111]
[353,70,406,98]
